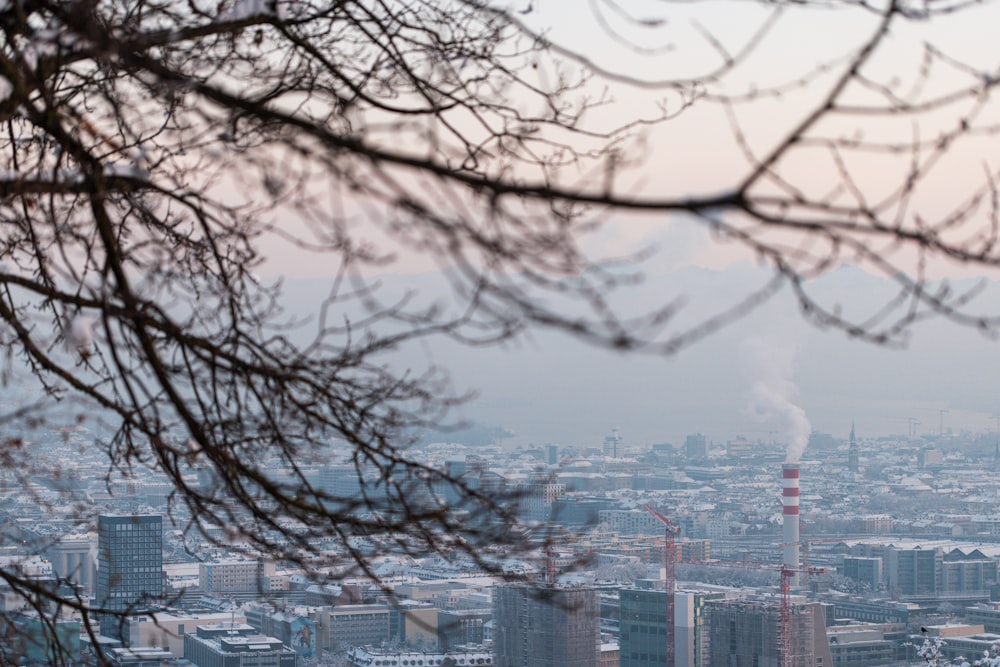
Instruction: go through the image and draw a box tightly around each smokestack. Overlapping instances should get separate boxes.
[782,463,800,585]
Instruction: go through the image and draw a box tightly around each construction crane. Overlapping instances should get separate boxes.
[544,542,556,586]
[883,416,921,436]
[779,565,826,667]
[638,509,827,667]
[644,504,680,667]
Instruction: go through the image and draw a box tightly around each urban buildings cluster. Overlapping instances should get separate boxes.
[4,419,1000,667]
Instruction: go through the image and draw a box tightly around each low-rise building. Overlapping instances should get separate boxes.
[314,604,393,651]
[826,624,908,667]
[105,646,176,667]
[129,611,247,657]
[964,602,1000,633]
[183,623,296,667]
[346,645,493,667]
[199,560,261,594]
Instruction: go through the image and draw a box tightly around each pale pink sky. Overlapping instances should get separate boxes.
[261,0,1000,282]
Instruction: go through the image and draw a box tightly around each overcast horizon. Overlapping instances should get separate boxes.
[265,257,1000,451]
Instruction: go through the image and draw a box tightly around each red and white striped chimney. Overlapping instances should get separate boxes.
[782,463,800,583]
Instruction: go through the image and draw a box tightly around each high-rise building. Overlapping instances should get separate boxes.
[676,590,728,667]
[619,588,726,667]
[493,583,599,667]
[706,598,832,667]
[685,434,708,460]
[620,588,669,667]
[96,514,163,642]
[887,546,941,596]
[603,429,622,458]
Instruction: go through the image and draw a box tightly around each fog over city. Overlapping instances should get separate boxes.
[275,261,1000,447]
[5,0,1000,666]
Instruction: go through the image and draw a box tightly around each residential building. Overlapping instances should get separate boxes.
[599,510,664,537]
[520,472,565,522]
[199,560,261,594]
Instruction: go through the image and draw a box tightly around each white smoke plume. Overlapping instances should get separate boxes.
[741,338,811,463]
[88,532,98,575]
[66,312,98,358]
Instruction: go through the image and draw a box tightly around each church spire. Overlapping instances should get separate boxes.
[848,420,859,473]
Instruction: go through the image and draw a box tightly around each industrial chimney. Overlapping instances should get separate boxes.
[782,463,800,584]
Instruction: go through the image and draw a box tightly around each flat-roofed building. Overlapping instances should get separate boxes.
[493,583,599,667]
[706,598,832,667]
[127,611,247,657]
[347,645,492,667]
[840,557,883,592]
[106,646,175,667]
[314,603,392,651]
[44,534,95,596]
[96,514,163,643]
[965,603,1000,633]
[826,624,908,667]
[199,560,260,594]
[184,623,296,667]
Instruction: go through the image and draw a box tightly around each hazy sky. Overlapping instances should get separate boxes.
[260,1,1000,451]
[275,247,1000,451]
[444,268,1000,448]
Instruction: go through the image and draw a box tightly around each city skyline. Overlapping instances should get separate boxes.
[2,0,1000,664]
